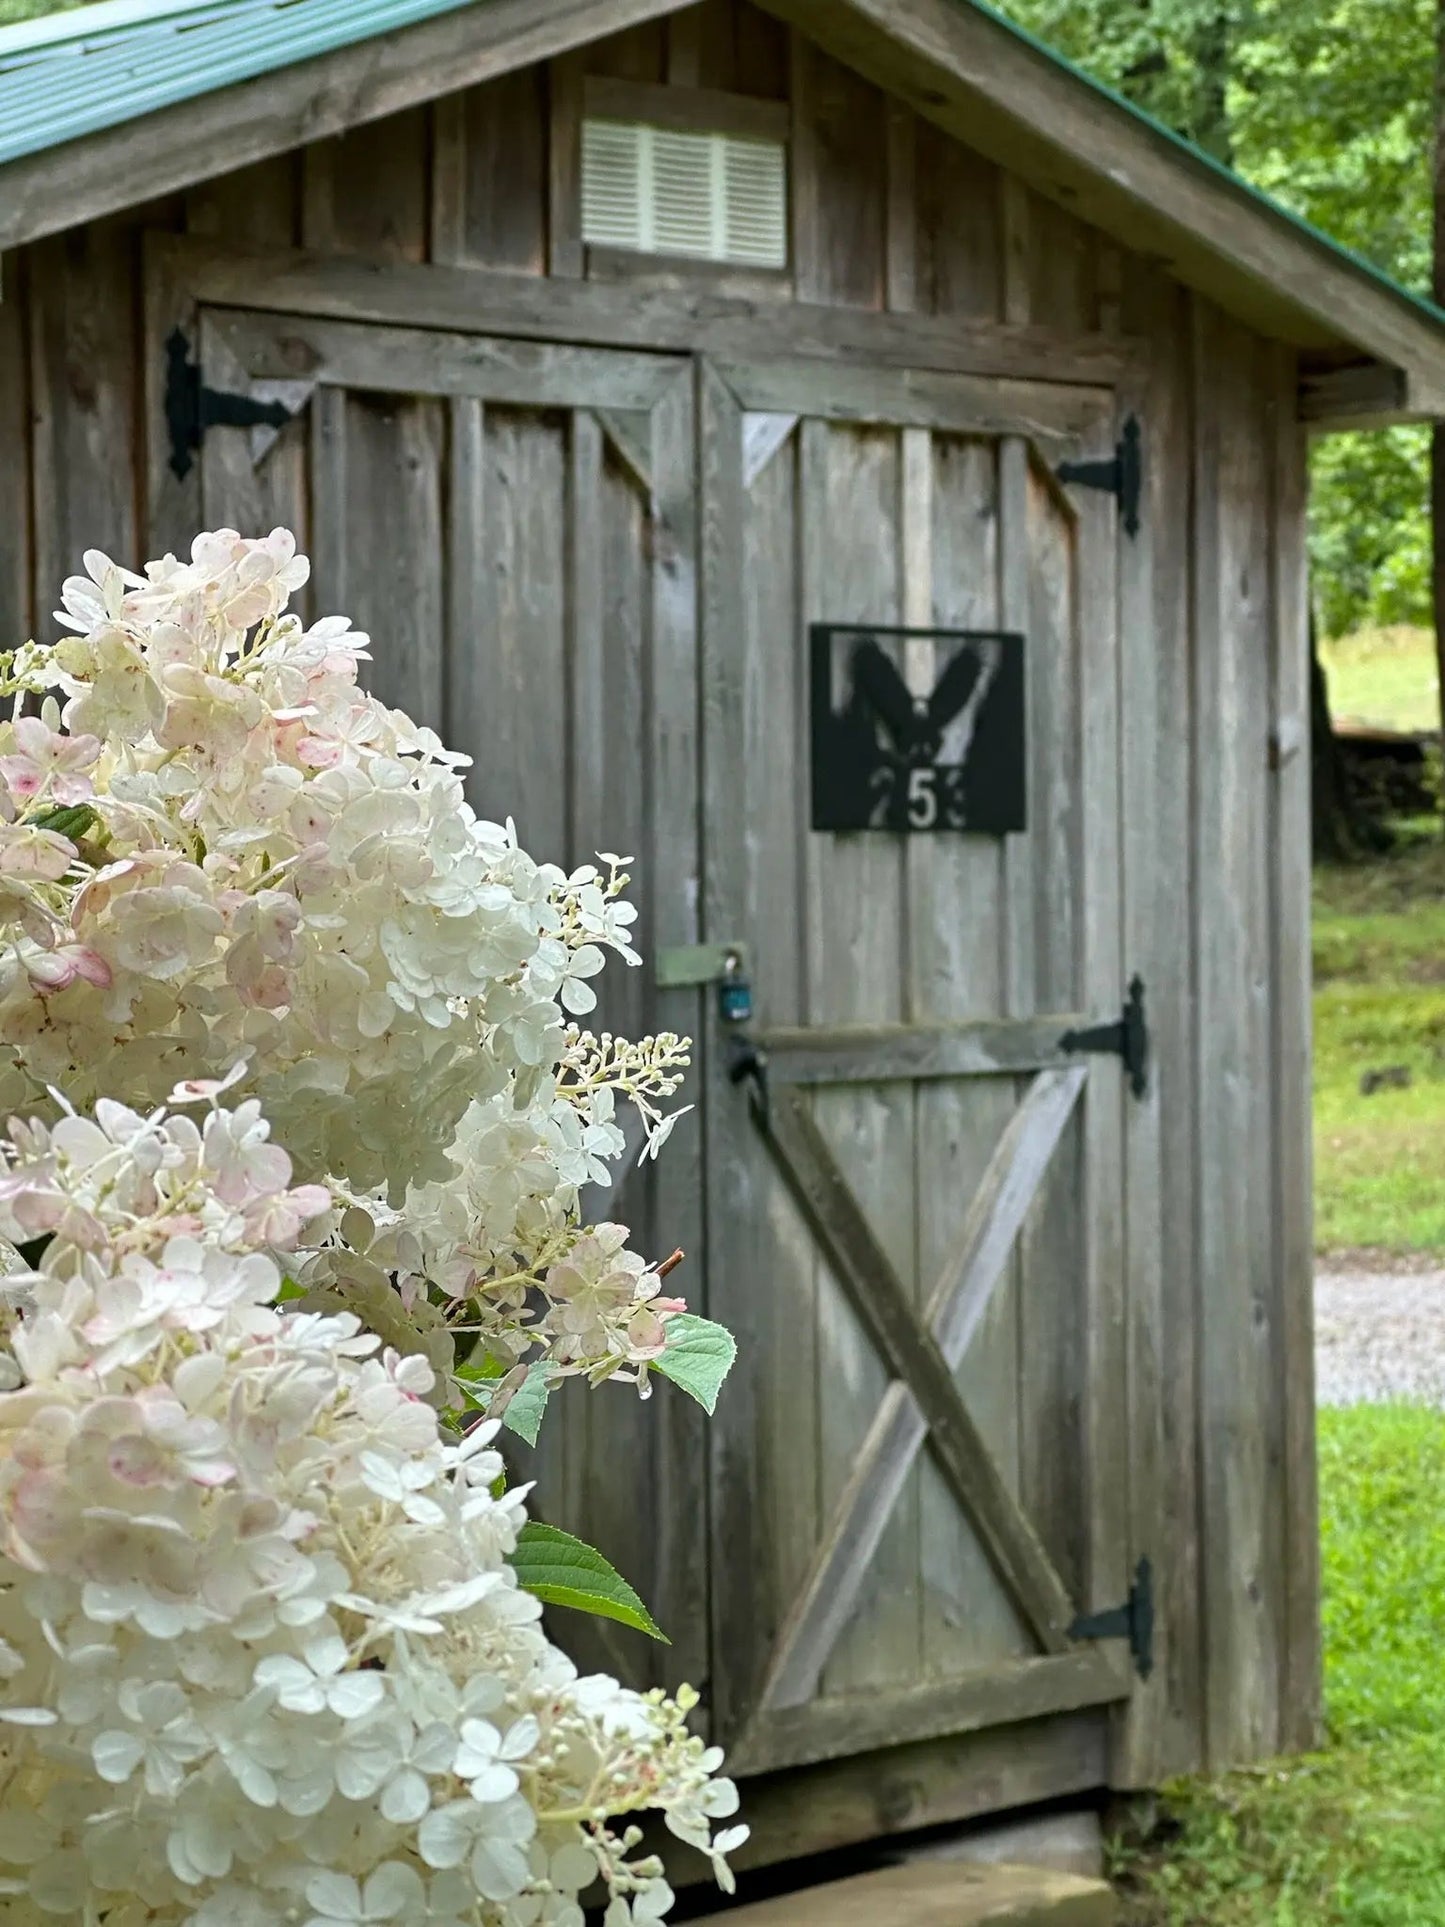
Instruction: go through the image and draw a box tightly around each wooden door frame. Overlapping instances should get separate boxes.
[698,355,1139,1776]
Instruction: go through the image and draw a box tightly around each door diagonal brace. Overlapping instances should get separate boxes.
[749,1071,1088,1719]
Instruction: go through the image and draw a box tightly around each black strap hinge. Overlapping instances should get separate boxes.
[165,327,297,481]
[1070,1556,1154,1679]
[727,1032,770,1123]
[1056,414,1142,537]
[1059,975,1148,1098]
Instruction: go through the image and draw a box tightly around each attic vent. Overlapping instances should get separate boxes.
[581,119,788,269]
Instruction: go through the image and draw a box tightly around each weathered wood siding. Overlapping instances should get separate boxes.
[0,0,1318,1806]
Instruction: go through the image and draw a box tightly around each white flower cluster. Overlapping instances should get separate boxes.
[0,532,692,1397]
[0,1097,743,1925]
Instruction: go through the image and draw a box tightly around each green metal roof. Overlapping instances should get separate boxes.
[0,0,479,166]
[0,0,1442,341]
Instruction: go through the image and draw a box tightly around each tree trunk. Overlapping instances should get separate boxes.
[1310,607,1392,859]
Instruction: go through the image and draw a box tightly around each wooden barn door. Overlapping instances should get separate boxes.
[190,305,710,1695]
[700,357,1139,1777]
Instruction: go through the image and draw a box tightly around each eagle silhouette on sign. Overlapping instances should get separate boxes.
[810,625,1026,834]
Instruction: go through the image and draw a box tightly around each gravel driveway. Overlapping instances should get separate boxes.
[1317,1264,1445,1405]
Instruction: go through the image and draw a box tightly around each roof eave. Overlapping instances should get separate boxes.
[759,0,1445,398]
[0,0,684,254]
[1,0,1444,414]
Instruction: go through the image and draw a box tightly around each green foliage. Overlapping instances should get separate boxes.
[496,1361,551,1447]
[506,1521,667,1642]
[1117,1406,1445,1924]
[1312,842,1445,1252]
[996,0,1437,638]
[1312,432,1433,638]
[0,0,89,25]
[651,1313,737,1415]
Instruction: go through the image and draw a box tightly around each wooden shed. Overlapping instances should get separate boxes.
[4,0,1445,1875]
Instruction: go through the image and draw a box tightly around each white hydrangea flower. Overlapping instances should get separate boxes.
[0,1102,742,1923]
[0,532,745,1925]
[0,530,692,1398]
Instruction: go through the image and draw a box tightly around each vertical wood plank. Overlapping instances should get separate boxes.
[789,35,886,310]
[733,0,788,96]
[186,154,299,244]
[702,362,777,1740]
[30,222,139,638]
[300,124,441,705]
[433,70,549,273]
[999,176,1030,327]
[0,253,33,644]
[694,0,739,90]
[1117,262,1203,1779]
[995,190,1034,1606]
[195,317,309,555]
[1109,292,1169,1790]
[1012,461,1086,1608]
[344,393,446,726]
[142,232,201,566]
[1268,341,1321,1755]
[184,155,306,554]
[1077,472,1128,1636]
[430,97,468,266]
[667,7,704,85]
[643,371,709,1703]
[470,408,570,852]
[548,54,586,277]
[917,433,1031,1678]
[917,127,1002,322]
[307,388,349,621]
[302,109,431,261]
[885,107,916,316]
[807,419,917,1699]
[566,410,606,859]
[1026,192,1096,331]
[586,21,668,79]
[1192,298,1282,1765]
[444,395,489,808]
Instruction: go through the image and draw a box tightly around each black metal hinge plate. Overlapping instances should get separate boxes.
[1070,1556,1154,1679]
[1059,975,1149,1098]
[165,327,299,481]
[1056,414,1142,538]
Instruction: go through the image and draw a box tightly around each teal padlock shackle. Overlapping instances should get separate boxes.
[717,950,753,1025]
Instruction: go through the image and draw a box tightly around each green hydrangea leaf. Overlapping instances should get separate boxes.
[455,1358,552,1445]
[498,1362,551,1447]
[652,1314,736,1415]
[507,1522,667,1642]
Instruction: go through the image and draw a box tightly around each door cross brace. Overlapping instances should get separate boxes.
[745,1068,1088,1727]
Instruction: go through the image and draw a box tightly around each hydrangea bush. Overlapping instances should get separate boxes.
[0,532,743,1923]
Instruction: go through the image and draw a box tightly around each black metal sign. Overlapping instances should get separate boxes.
[810,625,1026,834]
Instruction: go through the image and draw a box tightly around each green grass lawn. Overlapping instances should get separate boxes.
[1314,833,1445,1255]
[1321,625,1440,734]
[1116,1405,1445,1924]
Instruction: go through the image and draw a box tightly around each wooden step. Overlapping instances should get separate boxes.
[719,1860,1116,1927]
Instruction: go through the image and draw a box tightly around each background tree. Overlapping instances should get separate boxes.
[1001,0,1436,649]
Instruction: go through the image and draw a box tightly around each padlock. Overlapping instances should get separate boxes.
[717,952,753,1025]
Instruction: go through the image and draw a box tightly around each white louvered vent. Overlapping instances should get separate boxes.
[581,119,788,268]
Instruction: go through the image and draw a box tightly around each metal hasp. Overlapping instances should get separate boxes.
[164,327,296,481]
[1069,1556,1155,1680]
[1056,414,1142,537]
[1059,975,1149,1098]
